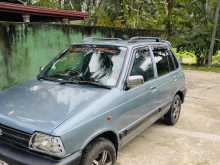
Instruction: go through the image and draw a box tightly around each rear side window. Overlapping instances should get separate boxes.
[153,48,170,76]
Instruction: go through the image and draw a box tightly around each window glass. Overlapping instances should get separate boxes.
[153,48,170,76]
[130,48,154,82]
[171,51,179,69]
[44,45,127,87]
[167,53,175,71]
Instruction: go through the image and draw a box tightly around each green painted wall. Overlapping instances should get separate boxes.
[0,23,163,90]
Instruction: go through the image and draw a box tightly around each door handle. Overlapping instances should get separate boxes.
[150,86,157,92]
[173,76,178,82]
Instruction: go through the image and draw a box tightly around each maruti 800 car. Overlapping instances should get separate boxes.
[0,37,186,165]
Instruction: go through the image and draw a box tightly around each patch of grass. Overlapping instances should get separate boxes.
[182,64,220,73]
[174,50,220,73]
[173,49,220,65]
[172,49,196,64]
[212,52,220,64]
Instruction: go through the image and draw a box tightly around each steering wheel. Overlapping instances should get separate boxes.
[65,69,81,76]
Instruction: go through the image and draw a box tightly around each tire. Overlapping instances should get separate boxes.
[80,138,116,165]
[164,95,182,125]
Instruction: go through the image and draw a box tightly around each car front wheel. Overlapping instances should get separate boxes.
[80,138,116,165]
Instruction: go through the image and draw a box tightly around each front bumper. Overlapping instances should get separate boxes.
[0,142,81,165]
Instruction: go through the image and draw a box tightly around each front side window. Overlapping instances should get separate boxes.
[42,45,127,87]
[130,48,154,82]
[153,48,170,76]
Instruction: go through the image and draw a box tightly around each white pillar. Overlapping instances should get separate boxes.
[62,18,70,24]
[22,14,30,23]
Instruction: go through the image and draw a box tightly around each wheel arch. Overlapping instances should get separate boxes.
[175,90,185,103]
[81,129,119,154]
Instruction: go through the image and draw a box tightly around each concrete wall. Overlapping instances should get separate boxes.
[0,22,163,90]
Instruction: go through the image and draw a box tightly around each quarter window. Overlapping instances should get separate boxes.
[167,52,175,71]
[130,48,154,82]
[171,51,179,69]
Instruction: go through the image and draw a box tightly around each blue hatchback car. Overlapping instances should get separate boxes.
[0,37,186,165]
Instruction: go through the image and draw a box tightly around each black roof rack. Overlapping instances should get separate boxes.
[161,40,172,47]
[83,37,123,42]
[129,37,161,42]
[82,36,172,47]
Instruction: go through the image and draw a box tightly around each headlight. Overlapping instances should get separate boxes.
[29,132,66,157]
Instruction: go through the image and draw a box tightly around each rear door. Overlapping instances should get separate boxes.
[168,49,185,96]
[151,46,175,108]
[166,49,182,97]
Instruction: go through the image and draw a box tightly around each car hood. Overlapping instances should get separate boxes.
[0,79,109,134]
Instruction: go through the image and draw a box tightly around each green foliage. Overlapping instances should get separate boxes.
[171,0,220,65]
[173,49,196,64]
[30,0,220,66]
[213,51,220,64]
[176,29,212,65]
[32,0,60,8]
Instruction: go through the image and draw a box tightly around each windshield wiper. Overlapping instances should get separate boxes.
[59,79,80,85]
[60,80,111,89]
[78,81,111,89]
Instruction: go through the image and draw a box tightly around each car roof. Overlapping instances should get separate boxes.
[74,37,172,48]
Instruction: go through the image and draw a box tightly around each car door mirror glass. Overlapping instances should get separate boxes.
[39,66,44,72]
[127,75,144,89]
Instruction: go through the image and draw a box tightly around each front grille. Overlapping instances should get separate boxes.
[0,124,31,148]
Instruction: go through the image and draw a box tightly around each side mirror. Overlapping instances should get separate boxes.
[39,66,44,72]
[127,75,144,89]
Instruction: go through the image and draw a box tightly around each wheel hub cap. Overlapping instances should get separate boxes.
[173,99,181,121]
[92,150,112,165]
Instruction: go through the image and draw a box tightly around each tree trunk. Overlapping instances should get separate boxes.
[208,0,220,66]
[166,0,173,37]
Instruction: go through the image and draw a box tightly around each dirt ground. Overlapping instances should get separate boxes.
[117,70,220,165]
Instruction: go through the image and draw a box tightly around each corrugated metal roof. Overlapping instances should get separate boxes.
[0,2,88,20]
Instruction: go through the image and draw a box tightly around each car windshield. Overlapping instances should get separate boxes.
[42,45,127,87]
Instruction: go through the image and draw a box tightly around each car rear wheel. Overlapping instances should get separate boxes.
[80,138,116,165]
[164,95,182,125]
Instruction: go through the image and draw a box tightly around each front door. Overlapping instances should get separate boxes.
[113,46,159,145]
